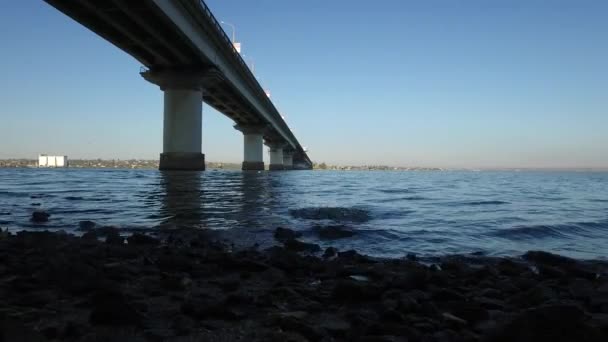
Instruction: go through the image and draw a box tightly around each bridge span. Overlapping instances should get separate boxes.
[44,0,313,170]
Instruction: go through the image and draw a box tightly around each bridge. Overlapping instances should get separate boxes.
[44,0,313,171]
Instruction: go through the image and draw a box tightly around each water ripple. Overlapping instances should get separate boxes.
[1,169,608,259]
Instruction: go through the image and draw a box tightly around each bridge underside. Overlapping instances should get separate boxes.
[44,0,312,170]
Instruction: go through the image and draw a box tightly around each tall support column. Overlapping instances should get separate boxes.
[142,69,207,171]
[267,144,284,171]
[283,149,294,170]
[234,125,265,170]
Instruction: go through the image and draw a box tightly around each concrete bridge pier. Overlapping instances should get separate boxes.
[142,69,206,171]
[235,125,265,171]
[283,149,294,170]
[268,145,284,171]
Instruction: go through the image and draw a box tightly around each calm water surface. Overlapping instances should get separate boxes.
[1,169,607,259]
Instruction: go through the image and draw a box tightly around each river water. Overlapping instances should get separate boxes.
[1,168,607,259]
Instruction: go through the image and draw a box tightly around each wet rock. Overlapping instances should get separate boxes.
[277,317,326,341]
[318,315,351,336]
[406,253,417,261]
[81,230,97,241]
[523,250,597,279]
[442,300,489,324]
[442,312,467,326]
[0,317,46,342]
[338,249,374,263]
[489,303,591,341]
[569,278,595,300]
[508,284,556,308]
[127,233,160,246]
[274,227,302,242]
[78,220,96,230]
[284,238,321,253]
[332,279,384,301]
[289,207,371,223]
[313,224,356,240]
[105,230,124,245]
[323,246,338,259]
[89,290,142,326]
[181,298,243,320]
[31,210,50,223]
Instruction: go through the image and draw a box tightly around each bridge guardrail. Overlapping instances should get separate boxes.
[195,0,307,158]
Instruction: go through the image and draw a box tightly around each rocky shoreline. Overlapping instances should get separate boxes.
[1,228,608,341]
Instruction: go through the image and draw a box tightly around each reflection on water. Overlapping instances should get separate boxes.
[159,171,204,228]
[159,171,283,231]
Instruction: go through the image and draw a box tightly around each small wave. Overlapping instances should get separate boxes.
[289,207,371,223]
[491,225,569,240]
[377,188,413,194]
[589,199,608,203]
[445,200,509,207]
[65,196,84,201]
[466,200,509,206]
[490,220,608,241]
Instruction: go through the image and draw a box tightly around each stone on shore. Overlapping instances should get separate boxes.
[313,224,356,239]
[0,230,607,341]
[283,238,321,253]
[274,227,302,242]
[31,210,50,223]
[78,220,96,230]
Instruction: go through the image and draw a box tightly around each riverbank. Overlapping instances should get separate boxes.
[1,228,608,341]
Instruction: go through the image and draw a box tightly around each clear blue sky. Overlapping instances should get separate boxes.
[0,0,606,168]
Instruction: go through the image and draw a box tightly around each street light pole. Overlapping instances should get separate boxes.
[220,21,236,43]
[243,55,255,74]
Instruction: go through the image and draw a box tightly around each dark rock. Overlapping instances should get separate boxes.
[508,284,556,308]
[78,220,96,230]
[523,250,577,266]
[156,253,194,272]
[432,288,466,302]
[0,317,46,342]
[523,250,597,280]
[489,303,591,342]
[284,238,321,253]
[406,253,417,261]
[81,230,97,241]
[496,259,529,276]
[442,300,489,324]
[318,315,351,336]
[127,233,160,246]
[181,298,243,320]
[313,224,356,239]
[277,317,326,341]
[105,231,124,245]
[569,278,595,300]
[338,249,374,263]
[89,290,142,326]
[274,227,302,242]
[31,210,50,223]
[332,280,384,301]
[323,247,338,258]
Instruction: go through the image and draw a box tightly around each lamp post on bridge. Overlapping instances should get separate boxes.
[220,21,241,53]
[243,54,255,74]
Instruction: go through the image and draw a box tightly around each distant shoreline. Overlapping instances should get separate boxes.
[0,159,606,171]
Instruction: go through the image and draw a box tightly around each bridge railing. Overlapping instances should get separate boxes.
[195,0,306,156]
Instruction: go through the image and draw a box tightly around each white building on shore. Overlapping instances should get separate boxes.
[38,155,69,168]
